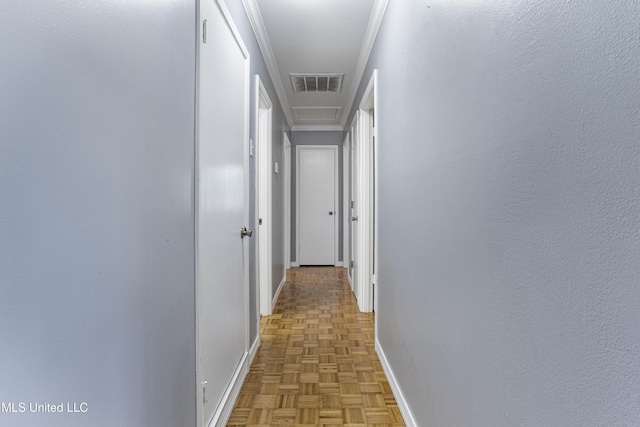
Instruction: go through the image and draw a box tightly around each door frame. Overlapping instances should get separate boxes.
[195,0,251,425]
[296,145,340,266]
[283,132,292,270]
[255,76,273,316]
[354,70,378,313]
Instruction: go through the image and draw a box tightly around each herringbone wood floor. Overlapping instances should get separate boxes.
[227,267,406,427]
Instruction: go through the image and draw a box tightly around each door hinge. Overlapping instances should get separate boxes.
[351,200,354,209]
[202,19,207,44]
[350,260,354,268]
[202,381,208,404]
[371,274,377,285]
[259,218,263,225]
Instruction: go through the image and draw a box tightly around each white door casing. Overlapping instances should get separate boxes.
[352,70,378,313]
[297,145,338,266]
[343,134,350,280]
[256,77,273,316]
[196,1,250,426]
[283,133,292,270]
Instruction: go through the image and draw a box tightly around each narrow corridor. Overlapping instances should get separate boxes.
[228,267,406,426]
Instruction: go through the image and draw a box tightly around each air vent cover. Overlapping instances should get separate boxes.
[290,73,344,93]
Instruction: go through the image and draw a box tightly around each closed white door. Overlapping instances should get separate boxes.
[298,146,337,265]
[350,115,360,297]
[197,0,249,425]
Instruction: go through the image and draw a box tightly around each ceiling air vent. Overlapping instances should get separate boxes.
[290,73,344,93]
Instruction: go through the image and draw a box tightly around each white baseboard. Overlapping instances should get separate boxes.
[249,334,261,364]
[210,336,260,427]
[347,271,352,289]
[375,339,417,427]
[336,261,344,267]
[272,274,286,310]
[291,262,299,267]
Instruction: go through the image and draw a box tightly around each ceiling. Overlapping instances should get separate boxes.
[243,0,388,131]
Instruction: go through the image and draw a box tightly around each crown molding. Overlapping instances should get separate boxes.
[242,0,294,128]
[340,0,389,129]
[291,124,344,132]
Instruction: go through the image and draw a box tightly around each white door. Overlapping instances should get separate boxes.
[197,1,249,425]
[350,115,360,298]
[256,78,273,316]
[298,146,337,265]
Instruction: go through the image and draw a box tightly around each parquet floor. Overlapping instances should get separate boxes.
[227,267,406,427]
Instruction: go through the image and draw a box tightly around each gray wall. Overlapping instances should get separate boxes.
[349,0,640,425]
[290,131,344,264]
[0,1,196,426]
[226,3,290,329]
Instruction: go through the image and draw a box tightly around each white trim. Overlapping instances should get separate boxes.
[340,0,389,129]
[249,334,261,364]
[272,274,286,310]
[291,124,344,132]
[375,340,418,427]
[296,145,340,266]
[333,144,340,267]
[342,134,350,271]
[241,0,293,127]
[256,76,273,317]
[335,261,344,267]
[283,133,292,270]
[355,70,377,312]
[347,271,352,287]
[291,262,299,268]
[207,352,248,427]
[209,335,261,427]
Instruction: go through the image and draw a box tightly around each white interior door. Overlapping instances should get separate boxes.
[350,116,360,298]
[197,0,249,425]
[256,78,273,316]
[298,146,337,265]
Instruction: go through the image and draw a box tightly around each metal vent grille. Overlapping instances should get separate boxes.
[290,73,344,93]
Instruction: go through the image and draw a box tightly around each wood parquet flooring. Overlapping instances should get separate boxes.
[228,267,406,427]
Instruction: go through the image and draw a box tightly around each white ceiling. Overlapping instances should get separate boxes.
[243,0,388,131]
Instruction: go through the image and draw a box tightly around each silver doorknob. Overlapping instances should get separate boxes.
[351,216,358,221]
[240,227,253,238]
[329,211,333,215]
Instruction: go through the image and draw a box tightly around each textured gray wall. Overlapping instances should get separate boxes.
[0,1,196,426]
[226,2,290,335]
[290,131,344,264]
[349,0,640,425]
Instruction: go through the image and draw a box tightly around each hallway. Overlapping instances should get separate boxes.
[228,267,405,426]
